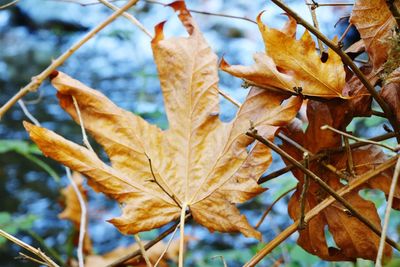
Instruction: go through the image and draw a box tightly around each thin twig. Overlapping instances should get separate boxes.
[65,167,86,267]
[154,227,179,267]
[72,96,95,153]
[218,89,241,108]
[255,186,296,229]
[97,0,153,38]
[321,125,398,152]
[210,255,228,267]
[244,155,399,266]
[376,156,400,266]
[277,132,349,179]
[18,100,41,127]
[343,134,356,177]
[0,0,140,119]
[106,214,192,267]
[385,0,400,28]
[134,234,153,267]
[0,0,19,9]
[270,0,400,142]
[338,22,353,45]
[154,224,179,267]
[299,152,310,229]
[178,204,187,267]
[372,110,388,118]
[305,2,354,7]
[259,132,398,184]
[247,129,400,250]
[0,229,60,267]
[304,0,324,53]
[18,252,49,266]
[144,0,257,24]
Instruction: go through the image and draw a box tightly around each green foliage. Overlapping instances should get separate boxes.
[0,140,60,182]
[0,212,37,246]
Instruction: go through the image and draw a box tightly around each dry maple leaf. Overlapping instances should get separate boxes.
[350,0,399,70]
[24,2,302,240]
[381,67,400,123]
[221,13,346,98]
[278,82,400,261]
[59,172,92,254]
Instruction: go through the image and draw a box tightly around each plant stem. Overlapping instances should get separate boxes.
[247,129,400,250]
[375,156,400,266]
[106,214,192,267]
[65,167,86,267]
[269,0,400,142]
[97,0,153,38]
[255,186,296,229]
[178,204,187,267]
[154,224,179,267]
[0,0,140,119]
[134,234,153,267]
[0,229,60,267]
[321,125,398,152]
[244,156,399,267]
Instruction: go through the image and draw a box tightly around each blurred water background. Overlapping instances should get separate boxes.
[1,0,397,266]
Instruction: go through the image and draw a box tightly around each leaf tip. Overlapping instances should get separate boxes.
[49,70,59,81]
[152,21,166,44]
[168,0,186,12]
[219,57,230,70]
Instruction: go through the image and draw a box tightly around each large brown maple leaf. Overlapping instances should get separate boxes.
[24,2,301,239]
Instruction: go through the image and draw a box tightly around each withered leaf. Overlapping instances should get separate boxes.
[280,107,397,261]
[381,67,400,123]
[59,172,92,254]
[25,2,302,240]
[350,0,399,70]
[221,13,346,98]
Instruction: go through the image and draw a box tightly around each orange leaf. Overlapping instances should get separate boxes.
[25,2,302,240]
[221,13,346,98]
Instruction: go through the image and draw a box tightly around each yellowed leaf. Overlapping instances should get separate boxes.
[221,13,346,98]
[24,2,302,240]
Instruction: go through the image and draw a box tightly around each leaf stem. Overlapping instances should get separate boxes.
[134,234,153,267]
[178,204,187,267]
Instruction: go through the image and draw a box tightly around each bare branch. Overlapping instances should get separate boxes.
[0,0,140,119]
[0,229,60,267]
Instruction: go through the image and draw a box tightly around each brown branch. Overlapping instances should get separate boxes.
[305,2,354,7]
[106,214,192,267]
[269,0,400,142]
[277,132,349,179]
[247,129,400,250]
[0,0,140,119]
[244,155,399,267]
